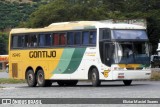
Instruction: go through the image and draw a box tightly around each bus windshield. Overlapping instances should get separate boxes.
[113,42,150,64]
[112,30,148,40]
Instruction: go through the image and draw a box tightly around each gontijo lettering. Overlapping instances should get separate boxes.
[29,51,56,58]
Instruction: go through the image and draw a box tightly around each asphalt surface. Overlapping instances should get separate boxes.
[0,70,160,107]
[0,71,8,78]
[0,81,160,98]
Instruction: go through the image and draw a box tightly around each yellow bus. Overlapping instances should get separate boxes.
[9,21,151,87]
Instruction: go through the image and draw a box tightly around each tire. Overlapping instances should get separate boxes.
[36,69,48,87]
[26,69,37,87]
[123,80,132,86]
[91,68,101,87]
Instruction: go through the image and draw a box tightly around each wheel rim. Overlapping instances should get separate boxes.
[28,73,33,84]
[38,73,43,84]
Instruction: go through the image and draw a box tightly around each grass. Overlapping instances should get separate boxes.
[0,86,4,88]
[151,71,160,81]
[0,78,26,84]
[0,70,4,72]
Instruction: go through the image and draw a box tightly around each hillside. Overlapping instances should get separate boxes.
[0,0,51,31]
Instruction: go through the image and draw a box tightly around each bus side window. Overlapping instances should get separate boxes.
[82,31,89,45]
[30,35,37,47]
[89,31,96,45]
[102,29,110,40]
[59,33,66,45]
[24,35,29,47]
[24,35,37,48]
[39,34,51,47]
[12,35,24,48]
[67,32,74,45]
[75,32,81,45]
[53,33,59,45]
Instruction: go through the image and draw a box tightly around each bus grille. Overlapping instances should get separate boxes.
[12,63,18,78]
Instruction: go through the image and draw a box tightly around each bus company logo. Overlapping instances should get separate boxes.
[2,99,11,104]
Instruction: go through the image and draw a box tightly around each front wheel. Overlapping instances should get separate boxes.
[91,68,101,87]
[123,80,132,86]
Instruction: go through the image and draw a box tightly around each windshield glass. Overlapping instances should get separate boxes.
[113,42,150,64]
[112,30,148,40]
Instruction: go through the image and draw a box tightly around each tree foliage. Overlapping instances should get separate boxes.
[22,0,160,53]
[1,0,160,54]
[0,1,38,31]
[0,32,8,55]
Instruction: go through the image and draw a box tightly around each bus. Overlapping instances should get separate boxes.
[9,21,151,87]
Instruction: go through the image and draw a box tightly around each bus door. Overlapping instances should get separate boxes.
[103,43,115,67]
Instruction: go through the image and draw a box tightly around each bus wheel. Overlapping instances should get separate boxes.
[91,68,101,87]
[123,80,132,86]
[36,69,46,87]
[57,81,65,86]
[26,69,37,87]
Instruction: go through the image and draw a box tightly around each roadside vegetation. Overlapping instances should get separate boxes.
[0,86,4,88]
[151,71,160,80]
[0,70,4,72]
[0,78,26,84]
[1,0,160,55]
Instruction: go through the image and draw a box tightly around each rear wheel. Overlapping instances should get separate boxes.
[26,69,37,87]
[91,68,101,87]
[123,80,132,86]
[36,69,50,87]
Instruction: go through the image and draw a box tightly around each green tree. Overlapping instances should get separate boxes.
[0,32,8,55]
[23,0,160,53]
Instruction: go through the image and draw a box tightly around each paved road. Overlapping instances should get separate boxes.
[0,81,159,98]
[0,71,8,78]
[0,81,160,107]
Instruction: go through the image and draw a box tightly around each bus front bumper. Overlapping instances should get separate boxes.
[111,69,151,80]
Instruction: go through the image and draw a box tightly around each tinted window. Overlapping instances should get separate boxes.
[112,30,148,40]
[24,35,37,47]
[82,31,89,45]
[90,31,96,44]
[39,34,51,47]
[53,33,59,45]
[59,33,66,45]
[82,31,96,45]
[75,32,81,45]
[12,35,24,48]
[67,32,74,45]
[103,29,110,39]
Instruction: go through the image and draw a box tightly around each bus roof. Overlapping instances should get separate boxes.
[10,21,146,34]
